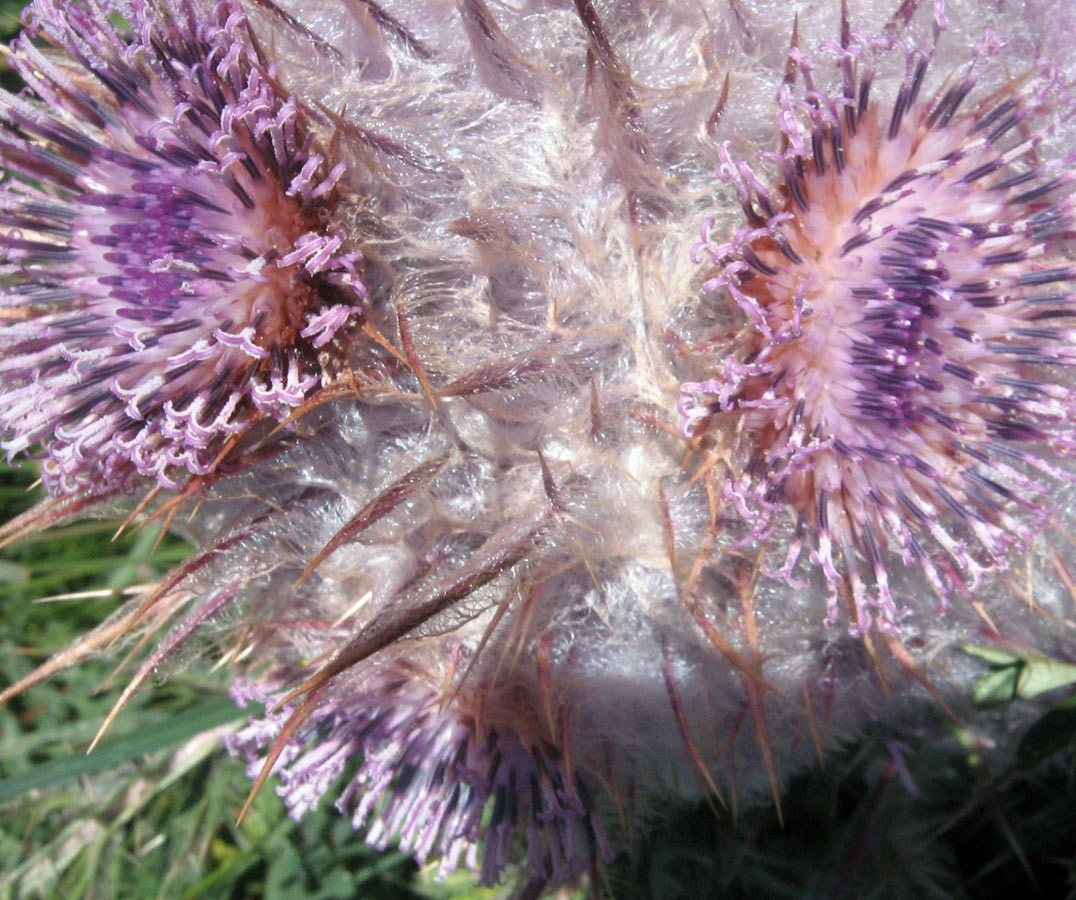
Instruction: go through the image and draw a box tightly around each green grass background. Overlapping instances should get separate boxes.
[0,460,473,900]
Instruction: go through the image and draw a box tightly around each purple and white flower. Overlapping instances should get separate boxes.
[226,674,608,886]
[681,15,1076,635]
[4,0,1076,895]
[0,0,365,494]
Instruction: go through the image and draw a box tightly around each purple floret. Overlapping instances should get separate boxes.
[0,0,365,494]
[226,676,609,885]
[681,21,1076,634]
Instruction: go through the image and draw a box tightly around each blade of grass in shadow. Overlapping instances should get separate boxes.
[0,696,261,802]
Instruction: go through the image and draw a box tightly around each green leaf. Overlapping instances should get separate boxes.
[0,697,258,803]
[0,559,26,585]
[955,644,1023,667]
[970,664,1021,708]
[1015,657,1076,699]
[959,644,1076,708]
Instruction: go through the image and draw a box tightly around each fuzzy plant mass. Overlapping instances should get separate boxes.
[2,0,1076,895]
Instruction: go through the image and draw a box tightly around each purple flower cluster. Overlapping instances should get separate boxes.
[681,21,1076,634]
[226,675,607,886]
[0,0,364,494]
[3,0,1076,895]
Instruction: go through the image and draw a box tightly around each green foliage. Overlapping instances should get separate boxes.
[0,0,23,90]
[959,645,1076,709]
[0,461,449,900]
[607,730,1076,900]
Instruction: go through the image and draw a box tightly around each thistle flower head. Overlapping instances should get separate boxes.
[226,673,607,886]
[681,22,1076,634]
[0,0,364,494]
[5,0,1076,896]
